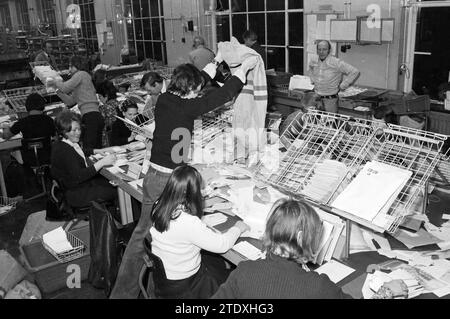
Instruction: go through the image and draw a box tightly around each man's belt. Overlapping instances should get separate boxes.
[318,94,338,99]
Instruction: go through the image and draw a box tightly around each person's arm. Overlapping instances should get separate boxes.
[187,217,249,254]
[371,280,408,299]
[307,60,316,85]
[2,121,19,140]
[338,60,360,91]
[188,56,257,118]
[55,89,76,107]
[55,71,82,94]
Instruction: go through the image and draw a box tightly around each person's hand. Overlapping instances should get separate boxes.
[128,132,137,142]
[234,221,250,234]
[382,280,408,298]
[214,51,223,64]
[99,154,117,167]
[240,56,258,74]
[339,83,348,91]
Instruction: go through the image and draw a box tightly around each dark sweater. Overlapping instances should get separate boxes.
[151,75,244,169]
[51,140,116,207]
[10,113,56,166]
[51,141,97,190]
[212,254,351,299]
[111,117,132,146]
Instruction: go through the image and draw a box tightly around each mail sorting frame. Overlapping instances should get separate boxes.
[192,105,234,149]
[254,110,447,258]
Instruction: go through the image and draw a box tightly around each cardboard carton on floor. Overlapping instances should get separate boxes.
[0,250,28,298]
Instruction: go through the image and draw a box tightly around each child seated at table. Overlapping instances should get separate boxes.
[212,198,409,299]
[148,165,249,298]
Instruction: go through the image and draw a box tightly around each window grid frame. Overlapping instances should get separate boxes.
[127,0,167,64]
[216,0,304,73]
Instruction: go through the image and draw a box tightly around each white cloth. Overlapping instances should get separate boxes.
[62,138,87,167]
[150,211,241,280]
[218,37,268,152]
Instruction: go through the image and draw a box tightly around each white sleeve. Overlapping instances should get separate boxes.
[203,63,217,79]
[187,217,241,254]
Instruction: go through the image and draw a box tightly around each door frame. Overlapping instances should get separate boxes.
[401,0,450,92]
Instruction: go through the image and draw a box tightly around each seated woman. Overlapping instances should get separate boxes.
[51,110,117,209]
[110,99,140,146]
[2,93,56,166]
[149,165,249,299]
[97,80,120,147]
[212,199,409,299]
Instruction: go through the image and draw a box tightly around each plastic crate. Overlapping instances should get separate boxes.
[19,225,91,294]
[266,71,292,88]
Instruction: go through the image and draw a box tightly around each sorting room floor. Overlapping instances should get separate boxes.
[0,166,106,299]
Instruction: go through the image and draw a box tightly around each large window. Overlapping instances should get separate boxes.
[412,6,450,100]
[74,0,98,55]
[38,0,57,36]
[0,4,11,31]
[215,0,303,73]
[124,0,167,63]
[16,0,30,31]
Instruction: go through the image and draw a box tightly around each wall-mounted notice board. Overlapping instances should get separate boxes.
[330,19,357,43]
[381,18,395,43]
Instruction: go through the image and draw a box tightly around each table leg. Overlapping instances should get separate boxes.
[117,187,133,225]
[0,159,7,198]
[343,219,352,260]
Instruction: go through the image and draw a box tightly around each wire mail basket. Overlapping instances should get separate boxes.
[115,114,154,140]
[430,148,450,187]
[42,231,86,263]
[364,125,447,233]
[255,109,446,234]
[256,110,350,193]
[2,86,47,112]
[152,65,174,80]
[192,106,234,148]
[112,71,147,90]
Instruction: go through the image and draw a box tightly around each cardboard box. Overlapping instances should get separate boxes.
[0,250,28,296]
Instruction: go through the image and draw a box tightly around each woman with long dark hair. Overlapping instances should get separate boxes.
[149,165,249,298]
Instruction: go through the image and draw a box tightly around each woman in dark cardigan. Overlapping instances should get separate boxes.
[51,110,117,208]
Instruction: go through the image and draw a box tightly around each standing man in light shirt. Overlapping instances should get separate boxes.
[308,40,360,113]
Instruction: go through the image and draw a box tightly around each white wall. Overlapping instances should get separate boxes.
[163,0,208,67]
[304,0,402,90]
